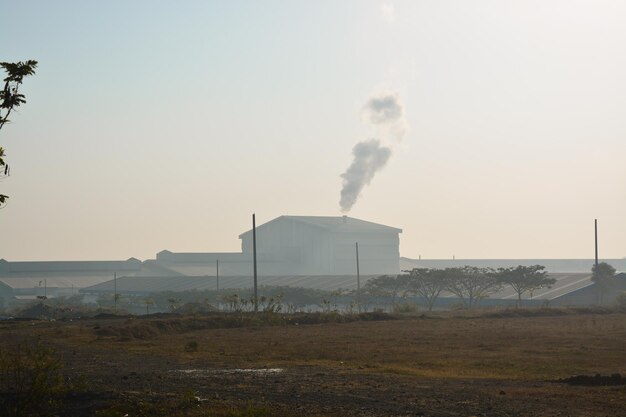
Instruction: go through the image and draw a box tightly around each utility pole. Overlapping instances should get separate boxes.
[114,272,117,312]
[216,259,220,311]
[253,213,258,313]
[356,242,361,314]
[594,219,599,272]
[594,219,600,304]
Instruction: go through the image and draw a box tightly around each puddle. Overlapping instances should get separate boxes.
[172,368,284,376]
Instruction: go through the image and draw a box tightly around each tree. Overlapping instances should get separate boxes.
[406,268,448,311]
[496,265,555,307]
[361,274,410,309]
[445,266,500,309]
[0,60,38,206]
[592,262,616,304]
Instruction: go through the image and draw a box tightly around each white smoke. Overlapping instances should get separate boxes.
[380,3,395,23]
[362,90,408,140]
[339,140,391,213]
[339,91,407,212]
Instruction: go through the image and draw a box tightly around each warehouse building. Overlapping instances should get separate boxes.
[155,215,402,276]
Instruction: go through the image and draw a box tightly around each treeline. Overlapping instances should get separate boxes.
[363,265,555,310]
[8,286,347,318]
[7,265,562,318]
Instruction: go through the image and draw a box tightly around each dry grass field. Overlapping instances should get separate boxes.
[1,309,625,416]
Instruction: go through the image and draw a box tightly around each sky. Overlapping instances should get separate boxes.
[1,0,625,261]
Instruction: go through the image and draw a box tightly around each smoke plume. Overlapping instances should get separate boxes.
[339,139,392,213]
[363,91,403,124]
[339,90,407,212]
[362,91,407,140]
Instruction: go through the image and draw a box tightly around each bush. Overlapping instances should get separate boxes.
[392,302,419,313]
[0,338,77,416]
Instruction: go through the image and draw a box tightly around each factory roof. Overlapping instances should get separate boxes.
[0,258,142,274]
[80,275,382,294]
[79,273,598,301]
[0,258,144,289]
[239,215,402,238]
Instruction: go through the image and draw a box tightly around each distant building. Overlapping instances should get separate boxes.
[0,258,142,305]
[156,215,403,276]
[550,273,626,306]
[0,280,13,309]
[239,215,402,275]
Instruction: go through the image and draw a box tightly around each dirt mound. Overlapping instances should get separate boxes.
[92,313,130,320]
[13,302,56,319]
[555,373,625,386]
[92,312,395,340]
[477,306,615,319]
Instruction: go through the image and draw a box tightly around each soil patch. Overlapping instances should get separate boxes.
[555,373,626,386]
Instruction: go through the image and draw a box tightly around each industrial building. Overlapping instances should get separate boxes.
[0,258,142,306]
[155,215,402,276]
[2,214,625,308]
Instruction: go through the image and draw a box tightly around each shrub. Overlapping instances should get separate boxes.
[0,338,76,416]
[392,302,419,313]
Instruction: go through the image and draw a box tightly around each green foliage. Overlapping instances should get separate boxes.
[0,60,38,124]
[406,268,449,311]
[1,60,38,205]
[392,301,419,313]
[362,275,409,308]
[89,286,348,315]
[592,262,617,304]
[0,337,77,417]
[258,293,283,313]
[319,289,343,313]
[495,265,556,307]
[444,266,500,309]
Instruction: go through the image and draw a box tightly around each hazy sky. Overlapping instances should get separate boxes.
[2,0,625,261]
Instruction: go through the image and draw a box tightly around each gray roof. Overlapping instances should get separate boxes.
[488,273,593,301]
[0,274,117,290]
[0,258,143,289]
[79,273,594,300]
[80,275,380,294]
[400,258,626,274]
[0,258,142,274]
[155,251,246,264]
[239,215,402,238]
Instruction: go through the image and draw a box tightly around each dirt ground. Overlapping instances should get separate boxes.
[1,310,625,416]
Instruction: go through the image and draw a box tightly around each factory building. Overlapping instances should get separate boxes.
[156,215,402,276]
[238,215,402,275]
